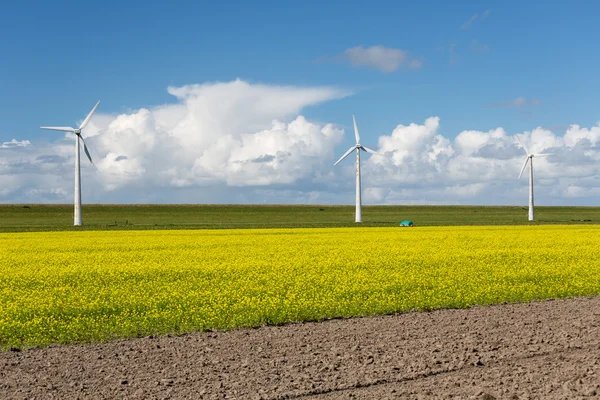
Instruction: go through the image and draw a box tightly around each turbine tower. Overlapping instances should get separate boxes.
[41,101,100,226]
[516,134,551,222]
[334,115,378,223]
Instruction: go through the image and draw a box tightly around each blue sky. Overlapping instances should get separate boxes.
[1,1,599,205]
[2,0,598,140]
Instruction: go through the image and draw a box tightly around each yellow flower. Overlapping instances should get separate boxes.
[1,225,599,349]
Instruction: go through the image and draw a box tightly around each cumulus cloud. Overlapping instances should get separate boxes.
[327,45,422,73]
[87,81,348,191]
[357,118,600,205]
[0,80,348,203]
[1,79,599,206]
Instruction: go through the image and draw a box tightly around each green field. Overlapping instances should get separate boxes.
[1,204,599,232]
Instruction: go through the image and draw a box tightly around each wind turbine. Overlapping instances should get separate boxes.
[334,115,379,223]
[41,101,100,226]
[516,134,551,222]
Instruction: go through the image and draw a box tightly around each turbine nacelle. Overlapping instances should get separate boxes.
[40,100,100,165]
[516,134,552,180]
[527,153,551,159]
[334,116,381,166]
[334,142,380,166]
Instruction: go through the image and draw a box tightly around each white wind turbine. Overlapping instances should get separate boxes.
[334,115,379,223]
[516,134,551,222]
[41,101,100,226]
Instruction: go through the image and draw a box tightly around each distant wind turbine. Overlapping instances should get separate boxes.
[334,115,379,223]
[41,101,100,226]
[516,134,552,221]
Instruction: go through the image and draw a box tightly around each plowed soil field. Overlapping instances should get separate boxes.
[2,296,599,399]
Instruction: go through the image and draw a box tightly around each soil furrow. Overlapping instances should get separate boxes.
[1,296,599,399]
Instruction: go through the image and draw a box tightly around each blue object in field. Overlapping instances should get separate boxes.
[399,220,414,227]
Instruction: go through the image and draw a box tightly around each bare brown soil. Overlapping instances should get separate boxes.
[1,296,599,399]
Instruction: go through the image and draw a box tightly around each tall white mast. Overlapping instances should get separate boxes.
[355,147,362,223]
[528,156,534,221]
[74,134,82,226]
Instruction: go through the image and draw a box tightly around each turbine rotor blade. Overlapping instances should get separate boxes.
[518,157,530,179]
[80,136,94,165]
[534,153,552,157]
[40,126,76,132]
[334,146,357,166]
[79,100,101,130]
[515,134,529,155]
[352,115,360,144]
[361,146,380,155]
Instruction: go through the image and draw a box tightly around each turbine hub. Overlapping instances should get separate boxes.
[75,129,81,135]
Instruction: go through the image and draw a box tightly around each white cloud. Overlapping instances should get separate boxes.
[1,139,31,148]
[564,124,600,147]
[336,45,422,73]
[1,79,600,206]
[0,80,348,203]
[454,127,507,156]
[88,80,347,191]
[563,185,600,198]
[368,117,455,186]
[360,118,600,205]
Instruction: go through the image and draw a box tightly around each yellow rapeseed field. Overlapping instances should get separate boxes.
[1,225,599,349]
